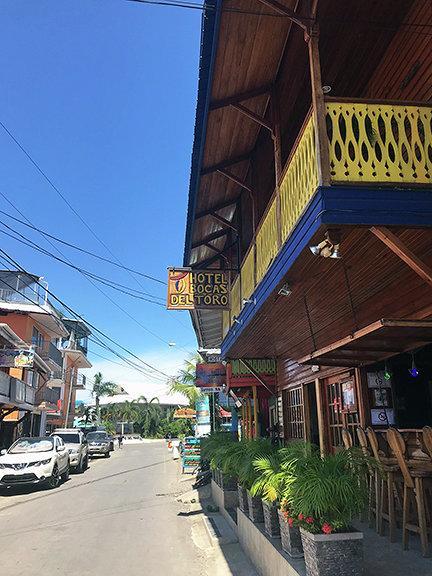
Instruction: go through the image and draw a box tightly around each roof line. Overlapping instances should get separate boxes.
[183,0,223,267]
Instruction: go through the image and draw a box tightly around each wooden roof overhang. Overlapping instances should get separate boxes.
[298,319,432,367]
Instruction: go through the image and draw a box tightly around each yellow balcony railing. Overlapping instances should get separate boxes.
[224,100,432,334]
[326,101,432,184]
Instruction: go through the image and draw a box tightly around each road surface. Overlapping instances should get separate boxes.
[0,441,209,576]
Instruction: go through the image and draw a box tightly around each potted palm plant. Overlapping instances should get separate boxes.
[288,448,370,576]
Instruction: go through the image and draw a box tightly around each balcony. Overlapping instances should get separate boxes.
[35,341,63,368]
[224,100,432,334]
[36,385,60,407]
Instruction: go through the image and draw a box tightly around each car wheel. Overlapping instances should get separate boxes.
[77,456,85,474]
[61,465,70,482]
[83,455,89,470]
[47,465,61,489]
[105,451,110,458]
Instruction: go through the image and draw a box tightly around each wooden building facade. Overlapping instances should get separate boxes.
[184,0,432,451]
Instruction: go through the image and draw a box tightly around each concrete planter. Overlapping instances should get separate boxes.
[221,472,237,492]
[262,500,281,538]
[278,509,303,557]
[247,491,264,524]
[238,484,249,514]
[300,528,363,576]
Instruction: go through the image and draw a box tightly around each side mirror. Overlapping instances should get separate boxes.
[0,449,6,456]
[57,445,66,452]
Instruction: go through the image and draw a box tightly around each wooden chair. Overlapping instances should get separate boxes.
[366,426,401,542]
[342,428,353,450]
[387,428,432,557]
[357,426,379,530]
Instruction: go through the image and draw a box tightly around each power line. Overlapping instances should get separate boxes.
[0,197,165,286]
[0,248,175,380]
[0,220,165,305]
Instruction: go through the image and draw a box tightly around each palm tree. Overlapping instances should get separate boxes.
[92,372,118,423]
[168,354,203,407]
[136,396,162,437]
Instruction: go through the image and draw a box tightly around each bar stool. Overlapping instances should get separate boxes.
[357,426,379,530]
[366,427,401,542]
[387,428,431,557]
[342,428,353,450]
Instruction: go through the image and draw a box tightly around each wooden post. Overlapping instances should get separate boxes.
[252,385,259,438]
[272,88,283,249]
[307,26,331,186]
[241,402,245,439]
[314,378,327,456]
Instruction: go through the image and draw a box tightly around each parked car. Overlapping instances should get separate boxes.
[0,436,70,490]
[86,431,112,458]
[50,429,89,473]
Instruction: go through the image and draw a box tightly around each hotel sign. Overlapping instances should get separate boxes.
[167,268,229,310]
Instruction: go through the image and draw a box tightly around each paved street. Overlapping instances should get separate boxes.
[0,441,211,576]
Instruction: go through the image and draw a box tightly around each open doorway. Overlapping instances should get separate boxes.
[305,382,320,447]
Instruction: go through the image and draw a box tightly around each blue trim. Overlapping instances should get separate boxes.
[221,185,432,356]
[183,0,223,267]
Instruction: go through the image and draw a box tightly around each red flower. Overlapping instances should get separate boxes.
[305,517,314,524]
[298,513,304,521]
[288,518,294,527]
[322,523,333,534]
[282,511,289,519]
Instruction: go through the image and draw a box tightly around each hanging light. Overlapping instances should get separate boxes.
[309,230,341,259]
[409,353,419,378]
[384,362,392,381]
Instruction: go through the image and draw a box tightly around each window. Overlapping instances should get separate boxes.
[283,387,305,440]
[32,327,44,348]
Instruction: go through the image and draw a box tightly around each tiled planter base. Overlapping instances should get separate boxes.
[262,500,281,538]
[238,484,249,514]
[300,528,363,576]
[247,491,264,523]
[221,472,237,491]
[278,510,303,557]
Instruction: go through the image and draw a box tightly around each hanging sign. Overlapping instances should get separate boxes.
[167,268,229,310]
[195,395,210,425]
[0,348,34,368]
[196,363,226,390]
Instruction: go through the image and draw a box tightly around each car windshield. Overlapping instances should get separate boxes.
[54,434,80,444]
[87,433,107,441]
[9,438,54,454]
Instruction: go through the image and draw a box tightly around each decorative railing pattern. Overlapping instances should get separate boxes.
[280,114,318,240]
[326,102,432,184]
[241,246,255,302]
[256,199,279,283]
[223,101,432,335]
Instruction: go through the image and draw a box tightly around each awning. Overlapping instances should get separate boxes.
[298,319,432,367]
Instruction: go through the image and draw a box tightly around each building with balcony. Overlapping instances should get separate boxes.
[184,0,432,451]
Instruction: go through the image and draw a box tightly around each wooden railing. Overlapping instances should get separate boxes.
[223,101,432,333]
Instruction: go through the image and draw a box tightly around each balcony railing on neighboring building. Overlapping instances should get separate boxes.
[36,385,59,406]
[223,100,432,336]
[0,285,46,306]
[35,341,63,368]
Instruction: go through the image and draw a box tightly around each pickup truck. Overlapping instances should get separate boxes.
[50,429,89,473]
[86,431,112,458]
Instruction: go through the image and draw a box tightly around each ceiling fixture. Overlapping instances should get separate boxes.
[278,283,292,297]
[242,297,256,306]
[322,85,332,94]
[409,353,419,378]
[309,230,341,259]
[233,316,242,325]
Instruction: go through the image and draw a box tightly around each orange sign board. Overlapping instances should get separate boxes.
[167,268,229,310]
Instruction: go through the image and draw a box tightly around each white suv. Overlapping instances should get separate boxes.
[51,429,89,473]
[0,436,70,490]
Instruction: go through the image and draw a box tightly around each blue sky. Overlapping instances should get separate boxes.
[0,0,201,398]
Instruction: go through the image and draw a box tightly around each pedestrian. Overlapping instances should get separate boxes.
[118,435,123,449]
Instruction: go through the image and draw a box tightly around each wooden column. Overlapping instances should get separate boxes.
[252,385,259,438]
[271,88,283,249]
[314,378,327,456]
[307,26,331,186]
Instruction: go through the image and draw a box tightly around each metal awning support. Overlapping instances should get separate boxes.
[239,358,276,397]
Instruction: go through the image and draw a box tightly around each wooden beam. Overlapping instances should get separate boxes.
[371,226,432,288]
[209,213,237,232]
[231,103,274,132]
[201,153,251,176]
[209,84,272,110]
[191,228,228,249]
[193,240,238,268]
[217,169,253,193]
[255,0,311,31]
[314,378,327,456]
[252,385,259,438]
[195,198,238,219]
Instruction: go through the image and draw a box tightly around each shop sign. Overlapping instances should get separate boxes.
[371,408,395,425]
[196,363,226,389]
[167,268,229,310]
[0,348,34,368]
[195,395,210,425]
